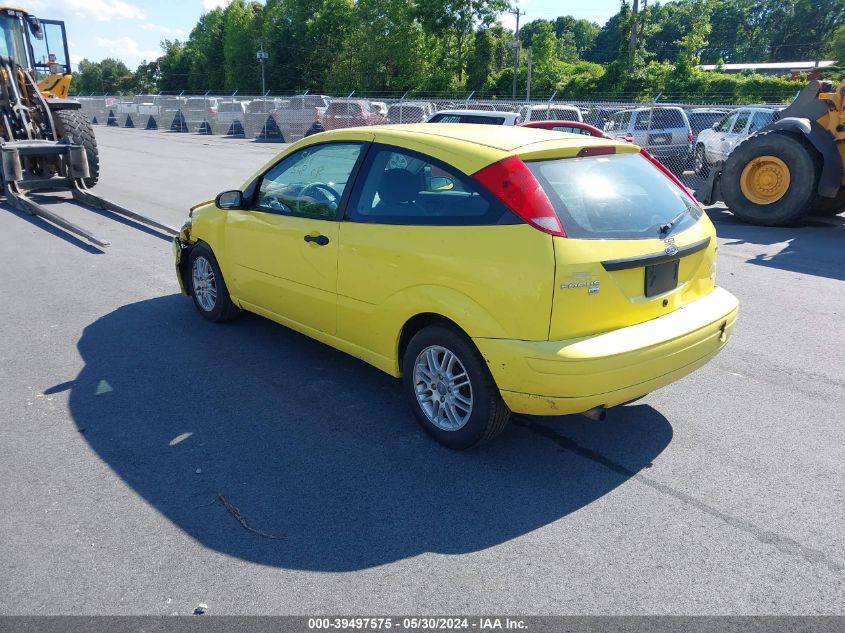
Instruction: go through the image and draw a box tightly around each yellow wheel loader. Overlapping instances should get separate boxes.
[0,6,176,247]
[696,79,845,226]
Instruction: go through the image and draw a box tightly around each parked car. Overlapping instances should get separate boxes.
[174,125,738,449]
[184,97,219,134]
[520,104,583,123]
[386,101,436,124]
[276,94,331,141]
[322,99,386,130]
[371,101,388,118]
[604,106,693,175]
[693,107,778,176]
[426,109,521,125]
[584,106,625,129]
[159,96,188,132]
[520,120,610,138]
[215,99,249,135]
[243,98,288,139]
[686,108,729,147]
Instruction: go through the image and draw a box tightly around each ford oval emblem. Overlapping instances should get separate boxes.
[665,244,678,256]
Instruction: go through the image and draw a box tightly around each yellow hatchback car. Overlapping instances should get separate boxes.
[174,124,738,449]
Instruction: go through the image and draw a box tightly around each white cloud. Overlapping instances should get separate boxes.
[140,23,185,36]
[203,0,232,10]
[66,0,145,22]
[96,36,160,63]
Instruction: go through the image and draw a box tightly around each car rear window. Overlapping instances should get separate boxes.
[327,102,363,115]
[688,112,725,131]
[527,152,702,239]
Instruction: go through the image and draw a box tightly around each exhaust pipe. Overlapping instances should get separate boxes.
[581,406,607,422]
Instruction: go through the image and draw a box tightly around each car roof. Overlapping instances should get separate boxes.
[261,123,638,178]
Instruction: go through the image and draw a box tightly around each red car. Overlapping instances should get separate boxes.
[322,99,386,130]
[520,120,610,138]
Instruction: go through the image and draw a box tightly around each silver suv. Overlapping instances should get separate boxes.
[604,106,692,175]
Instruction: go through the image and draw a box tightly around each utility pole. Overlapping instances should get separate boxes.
[508,1,526,100]
[628,0,639,73]
[526,47,532,100]
[256,39,268,96]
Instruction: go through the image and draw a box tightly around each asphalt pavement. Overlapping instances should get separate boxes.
[0,127,843,615]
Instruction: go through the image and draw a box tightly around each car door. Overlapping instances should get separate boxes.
[336,143,555,365]
[709,112,737,162]
[224,140,368,334]
[724,109,751,158]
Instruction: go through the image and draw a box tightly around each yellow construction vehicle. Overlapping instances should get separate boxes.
[0,6,176,247]
[696,79,845,225]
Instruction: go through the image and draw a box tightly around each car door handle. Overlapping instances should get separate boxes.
[304,234,330,246]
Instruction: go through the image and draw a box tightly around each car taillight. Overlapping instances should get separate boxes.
[314,107,320,121]
[640,148,700,208]
[688,130,693,143]
[473,156,564,237]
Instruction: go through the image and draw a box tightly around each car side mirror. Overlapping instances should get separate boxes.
[215,190,243,209]
[711,122,719,129]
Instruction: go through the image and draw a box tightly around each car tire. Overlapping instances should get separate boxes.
[188,243,241,322]
[720,131,819,226]
[693,144,710,177]
[402,325,510,450]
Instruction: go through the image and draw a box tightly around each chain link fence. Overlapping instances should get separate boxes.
[74,92,785,174]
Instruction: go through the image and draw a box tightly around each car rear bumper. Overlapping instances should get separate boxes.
[473,287,739,416]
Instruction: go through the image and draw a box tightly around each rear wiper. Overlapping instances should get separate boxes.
[658,208,689,235]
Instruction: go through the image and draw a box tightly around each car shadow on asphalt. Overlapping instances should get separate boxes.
[705,206,845,282]
[53,294,673,572]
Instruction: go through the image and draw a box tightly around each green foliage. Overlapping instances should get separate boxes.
[70,0,842,102]
[828,25,845,64]
[72,58,134,94]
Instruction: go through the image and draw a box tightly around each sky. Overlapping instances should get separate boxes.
[29,0,624,71]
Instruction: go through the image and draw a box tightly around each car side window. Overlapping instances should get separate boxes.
[732,111,751,134]
[255,142,364,218]
[347,145,505,225]
[748,111,773,133]
[715,113,737,133]
[634,111,651,131]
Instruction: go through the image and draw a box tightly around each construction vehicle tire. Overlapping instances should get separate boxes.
[810,189,845,217]
[721,131,818,226]
[54,109,100,188]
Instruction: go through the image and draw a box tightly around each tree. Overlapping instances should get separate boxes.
[158,40,190,92]
[413,0,508,85]
[72,58,133,94]
[186,8,226,91]
[222,0,263,92]
[828,24,845,64]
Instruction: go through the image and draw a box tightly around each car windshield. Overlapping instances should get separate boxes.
[527,152,701,239]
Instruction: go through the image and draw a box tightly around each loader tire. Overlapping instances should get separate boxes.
[810,189,845,217]
[54,109,100,188]
[720,131,818,226]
